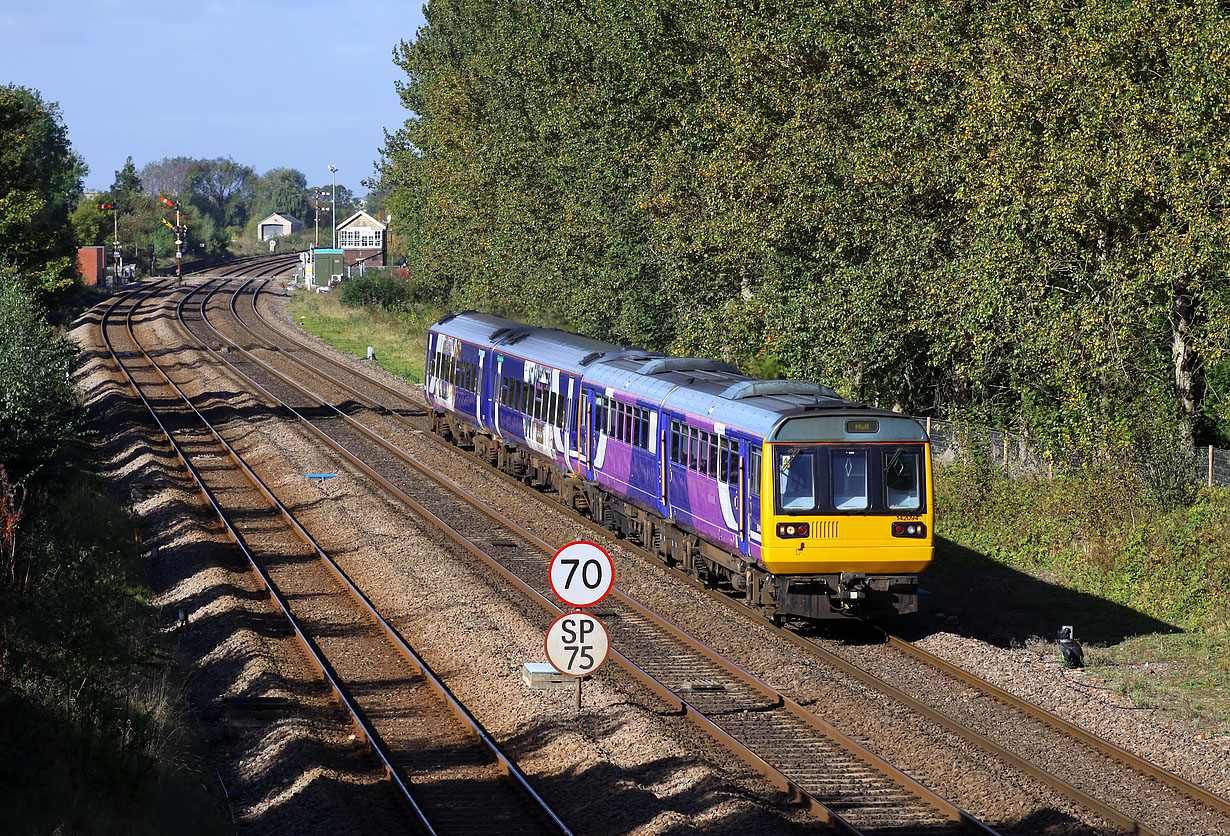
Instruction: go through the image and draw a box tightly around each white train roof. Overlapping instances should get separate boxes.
[430,312,927,443]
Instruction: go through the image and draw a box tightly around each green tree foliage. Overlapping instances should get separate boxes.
[247,167,310,231]
[379,0,1230,460]
[137,156,193,199]
[110,156,143,214]
[184,156,256,230]
[0,276,80,485]
[0,85,86,293]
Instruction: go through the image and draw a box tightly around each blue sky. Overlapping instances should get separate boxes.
[0,0,427,195]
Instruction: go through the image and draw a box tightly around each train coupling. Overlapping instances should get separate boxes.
[838,572,868,600]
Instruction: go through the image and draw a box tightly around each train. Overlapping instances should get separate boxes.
[424,311,933,622]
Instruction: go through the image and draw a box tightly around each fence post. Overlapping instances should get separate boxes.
[1211,445,1215,488]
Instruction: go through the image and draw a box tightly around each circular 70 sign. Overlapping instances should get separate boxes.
[548,541,614,608]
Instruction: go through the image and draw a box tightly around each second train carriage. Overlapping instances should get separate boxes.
[425,311,933,621]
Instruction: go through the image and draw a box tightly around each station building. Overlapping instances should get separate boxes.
[257,212,303,241]
[336,210,387,267]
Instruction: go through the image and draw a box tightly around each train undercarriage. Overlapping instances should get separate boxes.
[431,411,919,623]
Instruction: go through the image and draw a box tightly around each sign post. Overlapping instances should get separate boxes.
[544,542,614,710]
[545,612,610,710]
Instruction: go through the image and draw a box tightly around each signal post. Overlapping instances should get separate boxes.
[96,203,119,285]
[160,197,185,281]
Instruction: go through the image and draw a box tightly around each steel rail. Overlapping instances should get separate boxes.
[170,281,574,836]
[188,253,301,280]
[100,284,438,835]
[174,282,575,836]
[105,284,576,836]
[241,278,1229,835]
[880,631,1230,819]
[196,280,1000,835]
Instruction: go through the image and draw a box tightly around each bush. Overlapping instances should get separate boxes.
[0,277,81,484]
[340,269,416,312]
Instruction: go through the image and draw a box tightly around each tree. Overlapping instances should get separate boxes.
[247,167,309,231]
[184,157,256,230]
[381,0,1230,461]
[109,155,143,214]
[138,156,193,200]
[0,85,86,293]
[0,275,80,484]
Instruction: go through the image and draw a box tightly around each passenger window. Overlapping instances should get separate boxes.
[778,450,816,511]
[750,446,762,496]
[832,450,869,510]
[886,450,922,510]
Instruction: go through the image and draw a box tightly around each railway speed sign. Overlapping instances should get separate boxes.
[545,612,610,677]
[548,541,614,608]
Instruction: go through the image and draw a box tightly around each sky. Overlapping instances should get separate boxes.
[0,0,427,196]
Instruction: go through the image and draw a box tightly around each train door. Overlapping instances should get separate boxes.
[665,415,692,523]
[476,348,489,432]
[735,440,749,555]
[577,387,592,480]
[658,417,669,515]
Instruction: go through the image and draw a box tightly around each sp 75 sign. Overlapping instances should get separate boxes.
[545,612,610,677]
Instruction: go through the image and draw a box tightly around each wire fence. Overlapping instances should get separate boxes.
[920,416,1230,488]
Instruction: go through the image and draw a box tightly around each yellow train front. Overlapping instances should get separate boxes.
[754,413,933,620]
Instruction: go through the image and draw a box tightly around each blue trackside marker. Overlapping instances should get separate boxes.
[307,473,338,483]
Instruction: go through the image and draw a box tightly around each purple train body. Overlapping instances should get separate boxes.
[425,311,932,621]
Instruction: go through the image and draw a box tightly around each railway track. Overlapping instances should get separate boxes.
[220,276,1230,836]
[101,281,573,836]
[172,277,1001,835]
[187,252,304,279]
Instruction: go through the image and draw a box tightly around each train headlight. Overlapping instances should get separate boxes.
[776,522,810,539]
[891,521,927,538]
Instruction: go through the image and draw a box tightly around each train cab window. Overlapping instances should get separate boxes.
[778,449,816,511]
[885,450,922,510]
[749,445,762,496]
[832,450,869,510]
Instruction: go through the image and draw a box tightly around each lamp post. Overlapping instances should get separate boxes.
[327,164,338,249]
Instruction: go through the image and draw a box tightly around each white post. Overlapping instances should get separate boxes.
[328,164,339,249]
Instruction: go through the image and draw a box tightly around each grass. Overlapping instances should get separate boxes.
[1085,629,1230,736]
[285,288,436,383]
[932,460,1230,738]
